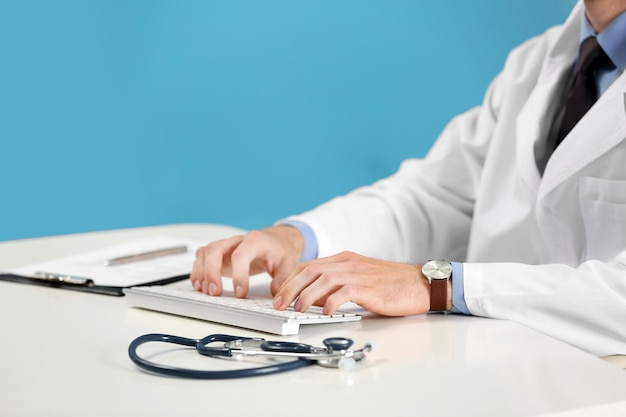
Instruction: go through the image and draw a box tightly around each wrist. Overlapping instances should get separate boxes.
[275,220,318,262]
[270,225,306,262]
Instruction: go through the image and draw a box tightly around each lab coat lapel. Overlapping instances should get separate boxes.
[540,72,626,199]
[514,6,581,197]
[514,58,572,196]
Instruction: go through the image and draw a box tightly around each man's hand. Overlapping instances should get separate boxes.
[190,225,304,298]
[273,251,437,316]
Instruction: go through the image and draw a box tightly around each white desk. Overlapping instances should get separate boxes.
[1,224,626,417]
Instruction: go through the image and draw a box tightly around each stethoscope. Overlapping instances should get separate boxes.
[128,333,373,379]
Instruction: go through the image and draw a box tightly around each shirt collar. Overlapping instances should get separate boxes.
[580,8,626,72]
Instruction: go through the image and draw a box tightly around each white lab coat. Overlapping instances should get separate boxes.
[286,2,626,356]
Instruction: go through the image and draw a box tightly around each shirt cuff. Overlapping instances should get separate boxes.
[449,262,471,315]
[279,220,319,263]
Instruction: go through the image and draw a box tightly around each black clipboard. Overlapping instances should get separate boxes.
[0,273,189,296]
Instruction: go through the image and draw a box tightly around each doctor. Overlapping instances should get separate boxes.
[191,0,626,357]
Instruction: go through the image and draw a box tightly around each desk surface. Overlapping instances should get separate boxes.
[2,224,626,417]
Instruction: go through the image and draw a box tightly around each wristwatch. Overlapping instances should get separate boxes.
[421,260,452,312]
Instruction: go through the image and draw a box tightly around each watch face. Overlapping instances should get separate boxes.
[422,260,452,280]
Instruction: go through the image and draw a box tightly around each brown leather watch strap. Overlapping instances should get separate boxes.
[429,278,448,312]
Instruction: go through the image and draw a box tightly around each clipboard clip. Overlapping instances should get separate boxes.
[31,271,94,287]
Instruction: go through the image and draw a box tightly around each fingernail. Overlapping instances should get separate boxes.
[209,282,218,296]
[202,281,208,293]
[235,285,244,298]
[273,296,282,309]
[193,280,200,291]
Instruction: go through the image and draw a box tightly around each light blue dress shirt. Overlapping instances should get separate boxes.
[582,8,626,95]
[286,7,626,315]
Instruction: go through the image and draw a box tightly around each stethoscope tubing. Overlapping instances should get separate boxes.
[128,333,315,379]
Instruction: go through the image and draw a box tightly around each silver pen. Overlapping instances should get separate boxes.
[103,245,188,266]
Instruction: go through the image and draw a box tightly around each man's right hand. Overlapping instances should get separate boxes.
[190,225,305,299]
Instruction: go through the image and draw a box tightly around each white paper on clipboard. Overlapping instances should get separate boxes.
[8,235,208,287]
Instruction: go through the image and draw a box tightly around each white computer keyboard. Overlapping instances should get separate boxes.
[123,280,361,335]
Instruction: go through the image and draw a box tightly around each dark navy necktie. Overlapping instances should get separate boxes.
[555,36,611,147]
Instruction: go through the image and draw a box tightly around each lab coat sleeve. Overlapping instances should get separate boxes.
[283,72,506,264]
[463,255,626,357]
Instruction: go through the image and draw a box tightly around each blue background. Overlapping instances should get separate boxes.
[0,1,576,241]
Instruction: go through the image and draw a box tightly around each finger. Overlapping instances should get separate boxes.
[200,244,225,296]
[268,256,304,296]
[194,236,244,296]
[293,271,347,313]
[229,231,273,298]
[273,253,345,297]
[278,250,357,282]
[273,261,338,310]
[321,284,358,315]
[190,250,204,291]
